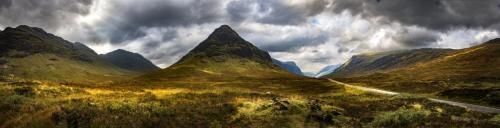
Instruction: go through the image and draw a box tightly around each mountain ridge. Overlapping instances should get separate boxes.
[272,58,304,76]
[0,25,139,83]
[101,49,160,73]
[315,64,341,78]
[326,48,454,78]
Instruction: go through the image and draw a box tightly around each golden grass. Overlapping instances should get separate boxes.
[143,88,190,99]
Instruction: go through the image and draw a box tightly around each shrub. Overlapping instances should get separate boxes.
[0,58,7,65]
[139,92,157,102]
[14,86,37,96]
[370,108,431,127]
[1,94,31,110]
[486,91,500,104]
[490,115,500,125]
[51,101,98,128]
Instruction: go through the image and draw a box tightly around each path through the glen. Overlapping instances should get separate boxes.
[327,79,500,114]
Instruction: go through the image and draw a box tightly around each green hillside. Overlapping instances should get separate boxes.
[1,54,135,83]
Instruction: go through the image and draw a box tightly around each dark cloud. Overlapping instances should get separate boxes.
[259,33,329,52]
[227,0,329,25]
[0,0,12,8]
[0,0,94,30]
[93,0,225,44]
[332,0,500,31]
[393,28,440,47]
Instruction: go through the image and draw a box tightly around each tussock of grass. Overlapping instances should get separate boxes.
[370,107,431,127]
[491,115,500,125]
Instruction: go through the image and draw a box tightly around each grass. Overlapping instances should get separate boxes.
[370,107,431,127]
[0,54,138,83]
[0,79,498,127]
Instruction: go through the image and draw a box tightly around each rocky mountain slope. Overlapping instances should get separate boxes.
[272,59,304,76]
[326,48,454,78]
[315,64,341,78]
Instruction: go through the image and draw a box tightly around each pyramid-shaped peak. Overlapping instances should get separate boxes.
[112,49,130,53]
[214,25,236,33]
[174,24,273,65]
[206,25,243,42]
[15,25,44,32]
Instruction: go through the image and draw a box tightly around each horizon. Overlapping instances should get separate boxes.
[1,0,499,73]
[2,1,500,127]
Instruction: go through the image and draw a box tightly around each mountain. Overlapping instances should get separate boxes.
[302,72,316,77]
[350,38,500,83]
[326,48,454,78]
[101,49,160,73]
[140,25,296,82]
[0,25,137,83]
[333,39,500,106]
[314,64,341,78]
[0,25,99,62]
[272,58,304,76]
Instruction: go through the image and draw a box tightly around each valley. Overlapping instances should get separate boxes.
[328,39,500,108]
[0,25,499,127]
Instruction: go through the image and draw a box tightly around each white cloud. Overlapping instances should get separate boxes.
[436,28,499,49]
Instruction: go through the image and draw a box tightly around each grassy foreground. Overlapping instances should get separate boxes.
[0,79,499,128]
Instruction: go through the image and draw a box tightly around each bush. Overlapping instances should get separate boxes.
[486,91,500,104]
[490,115,500,125]
[51,101,98,128]
[1,94,31,110]
[14,86,37,96]
[370,108,431,127]
[0,58,7,65]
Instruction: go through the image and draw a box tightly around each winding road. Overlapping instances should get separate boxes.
[327,79,500,114]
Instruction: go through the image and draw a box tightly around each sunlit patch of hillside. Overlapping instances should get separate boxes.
[1,54,138,83]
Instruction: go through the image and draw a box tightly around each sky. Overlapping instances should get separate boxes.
[1,0,500,72]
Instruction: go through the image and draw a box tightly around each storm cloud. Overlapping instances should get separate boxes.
[331,0,500,31]
[0,0,499,72]
[0,0,93,31]
[227,0,329,25]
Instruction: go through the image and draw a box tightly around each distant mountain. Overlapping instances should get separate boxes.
[315,64,341,78]
[0,25,137,83]
[140,25,296,81]
[326,48,454,78]
[101,49,160,73]
[272,58,303,76]
[302,72,316,77]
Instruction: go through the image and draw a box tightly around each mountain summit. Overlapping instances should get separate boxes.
[101,49,160,73]
[177,25,272,65]
[140,25,295,81]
